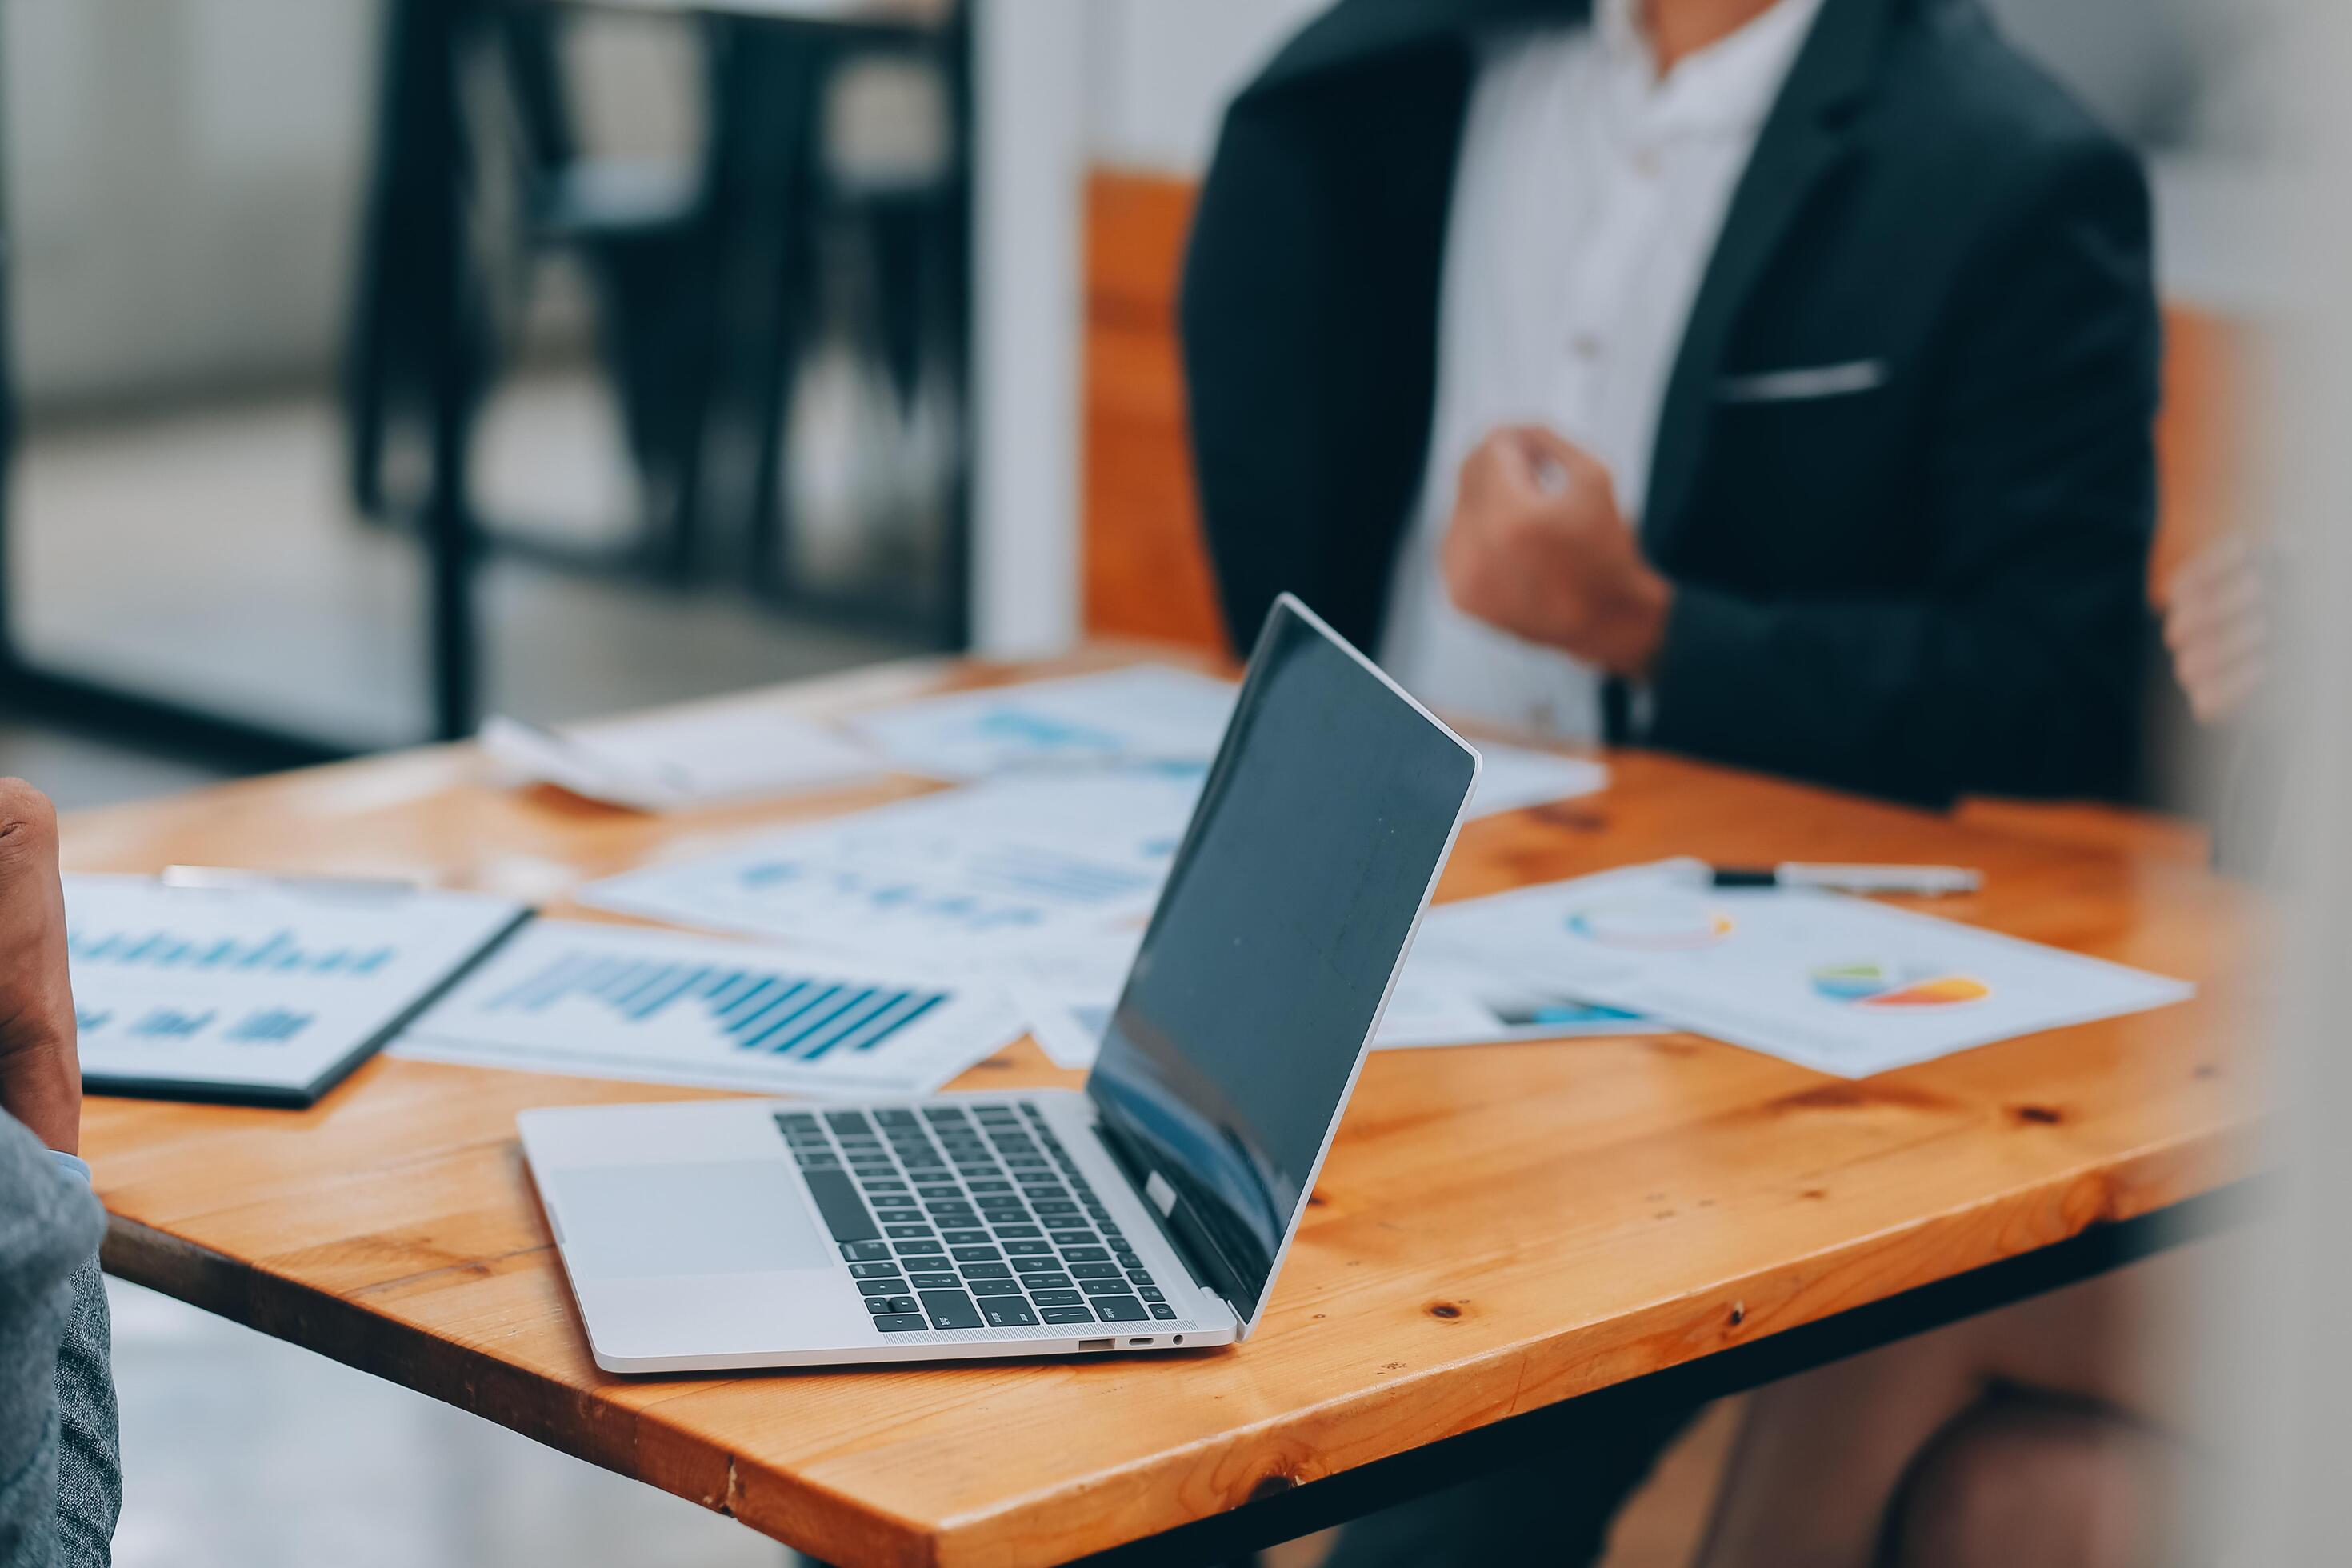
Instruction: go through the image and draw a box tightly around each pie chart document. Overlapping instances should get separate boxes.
[1424,865,2194,1078]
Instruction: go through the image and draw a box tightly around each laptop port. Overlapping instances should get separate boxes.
[1080,1338,1114,1351]
[1130,1338,1152,1346]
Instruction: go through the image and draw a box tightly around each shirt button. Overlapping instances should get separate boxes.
[1631,146,1663,178]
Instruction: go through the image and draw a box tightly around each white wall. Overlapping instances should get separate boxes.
[1082,0,1326,174]
[968,0,1318,652]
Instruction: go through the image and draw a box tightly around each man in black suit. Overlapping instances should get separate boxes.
[1182,0,2159,808]
[1182,0,2159,1560]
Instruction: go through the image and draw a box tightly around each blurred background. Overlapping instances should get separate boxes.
[0,0,2294,1562]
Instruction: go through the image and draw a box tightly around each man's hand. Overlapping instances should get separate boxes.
[2163,535,2268,725]
[0,780,79,1154]
[1440,426,1674,680]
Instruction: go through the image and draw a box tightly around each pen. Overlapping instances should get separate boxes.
[1706,862,1983,896]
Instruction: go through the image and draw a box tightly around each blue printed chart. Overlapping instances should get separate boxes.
[845,665,1238,780]
[579,770,1199,966]
[395,921,1023,1098]
[63,874,529,1103]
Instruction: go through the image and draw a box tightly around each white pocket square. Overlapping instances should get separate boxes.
[1717,359,1890,403]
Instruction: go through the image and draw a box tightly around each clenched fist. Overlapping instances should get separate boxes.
[1440,426,1674,680]
[0,780,79,1154]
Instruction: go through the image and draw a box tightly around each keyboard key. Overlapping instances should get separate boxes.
[1041,1306,1095,1324]
[1010,1254,1062,1274]
[841,1242,890,1263]
[1004,1239,1053,1255]
[951,1246,1002,1264]
[1138,1287,1165,1303]
[1033,1201,1078,1216]
[876,1109,918,1126]
[1080,1278,1134,1295]
[857,1278,909,1296]
[1062,1247,1112,1263]
[894,1240,946,1256]
[804,1170,880,1242]
[885,1225,934,1240]
[794,1153,839,1169]
[961,1262,1013,1279]
[826,1111,874,1136]
[1127,1271,1155,1287]
[864,1297,894,1315]
[1070,1263,1122,1279]
[1150,1304,1177,1321]
[922,1106,968,1122]
[1032,1290,1083,1306]
[849,1262,899,1279]
[942,1230,991,1247]
[909,1272,960,1290]
[1022,1274,1074,1292]
[874,1314,929,1333]
[980,1298,1039,1329]
[966,1180,1013,1194]
[1092,1295,1149,1322]
[859,1178,908,1193]
[991,1224,1042,1239]
[920,1290,982,1330]
[970,1278,1023,1296]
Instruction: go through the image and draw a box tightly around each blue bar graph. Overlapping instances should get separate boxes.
[483,953,945,1060]
[69,926,396,978]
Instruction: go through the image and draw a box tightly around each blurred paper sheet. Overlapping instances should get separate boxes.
[578,770,1201,966]
[481,708,883,812]
[846,665,1238,780]
[1006,931,1658,1070]
[1464,743,1609,819]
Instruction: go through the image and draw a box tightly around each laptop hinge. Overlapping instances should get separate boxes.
[1090,1119,1238,1309]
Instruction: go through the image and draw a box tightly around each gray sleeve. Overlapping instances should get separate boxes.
[0,1118,118,1568]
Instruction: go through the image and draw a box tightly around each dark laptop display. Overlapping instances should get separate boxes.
[1086,597,1478,1327]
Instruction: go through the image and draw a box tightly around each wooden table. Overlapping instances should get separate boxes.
[63,654,2258,1567]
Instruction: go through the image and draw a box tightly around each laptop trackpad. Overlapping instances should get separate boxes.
[551,1161,830,1279]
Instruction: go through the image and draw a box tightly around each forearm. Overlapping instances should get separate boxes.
[1649,582,2145,805]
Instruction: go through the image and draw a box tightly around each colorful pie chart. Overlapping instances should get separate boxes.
[1811,962,1990,1010]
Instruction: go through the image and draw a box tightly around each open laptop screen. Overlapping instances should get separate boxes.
[1086,597,1478,1330]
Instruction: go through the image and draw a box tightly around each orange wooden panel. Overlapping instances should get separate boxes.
[1082,170,1226,653]
[66,653,2256,1566]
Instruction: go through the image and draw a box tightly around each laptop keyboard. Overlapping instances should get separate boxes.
[777,1101,1178,1334]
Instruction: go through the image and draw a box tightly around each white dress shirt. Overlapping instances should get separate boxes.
[1379,0,1827,740]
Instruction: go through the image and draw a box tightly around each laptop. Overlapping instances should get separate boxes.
[517,595,1481,1371]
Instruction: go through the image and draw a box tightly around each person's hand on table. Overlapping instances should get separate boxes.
[0,779,80,1154]
[2162,534,2268,726]
[1441,426,1675,680]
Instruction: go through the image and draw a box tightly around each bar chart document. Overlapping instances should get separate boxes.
[395,921,1023,1098]
[578,770,1200,966]
[65,874,531,1106]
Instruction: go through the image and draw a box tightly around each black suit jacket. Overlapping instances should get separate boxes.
[1180,0,2161,805]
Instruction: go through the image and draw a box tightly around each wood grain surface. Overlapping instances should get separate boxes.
[65,653,2258,1567]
